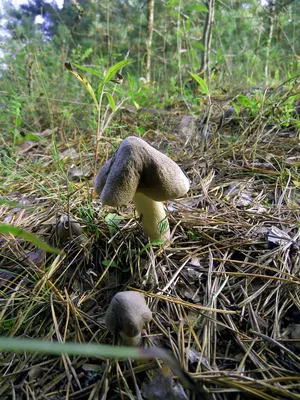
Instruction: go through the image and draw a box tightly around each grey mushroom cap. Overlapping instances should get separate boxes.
[105,291,152,339]
[94,136,189,206]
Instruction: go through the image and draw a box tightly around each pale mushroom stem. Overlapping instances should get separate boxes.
[133,192,171,242]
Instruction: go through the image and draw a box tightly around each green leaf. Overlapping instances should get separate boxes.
[185,18,191,31]
[133,101,140,110]
[0,337,196,390]
[191,4,208,12]
[23,133,41,142]
[192,42,205,51]
[97,81,104,99]
[158,218,169,234]
[65,61,98,109]
[103,59,131,84]
[73,63,103,78]
[105,213,122,237]
[127,72,134,92]
[0,337,144,359]
[15,115,22,127]
[236,95,254,108]
[232,102,241,115]
[165,0,178,7]
[81,47,93,61]
[102,259,119,268]
[105,92,116,112]
[189,72,210,95]
[133,239,164,263]
[0,199,29,208]
[0,223,60,253]
[150,238,164,246]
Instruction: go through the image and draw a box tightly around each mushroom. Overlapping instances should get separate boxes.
[56,214,87,245]
[94,136,189,242]
[105,291,152,346]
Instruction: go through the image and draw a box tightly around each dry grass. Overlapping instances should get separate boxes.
[0,87,300,399]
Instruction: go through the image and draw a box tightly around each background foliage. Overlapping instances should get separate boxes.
[0,0,299,138]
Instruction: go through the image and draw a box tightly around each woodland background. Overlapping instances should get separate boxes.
[0,0,299,136]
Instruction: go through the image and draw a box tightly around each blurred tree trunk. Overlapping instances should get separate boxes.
[200,0,215,80]
[146,0,155,83]
[265,0,276,82]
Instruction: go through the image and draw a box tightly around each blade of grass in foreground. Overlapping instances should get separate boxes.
[0,337,145,358]
[0,223,60,253]
[0,337,195,390]
[0,199,30,208]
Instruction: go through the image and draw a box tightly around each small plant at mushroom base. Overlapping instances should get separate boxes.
[64,60,150,177]
[64,59,131,175]
[105,291,152,346]
[94,136,190,243]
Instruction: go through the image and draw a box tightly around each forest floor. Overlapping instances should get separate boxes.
[0,84,300,399]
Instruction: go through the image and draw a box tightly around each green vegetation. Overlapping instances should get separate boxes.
[0,0,300,399]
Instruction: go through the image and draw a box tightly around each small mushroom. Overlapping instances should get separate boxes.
[94,136,190,242]
[105,291,152,346]
[56,214,87,245]
[281,324,300,348]
[224,106,237,120]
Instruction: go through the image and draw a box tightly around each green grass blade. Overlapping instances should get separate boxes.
[0,337,144,359]
[0,337,195,389]
[0,223,60,253]
[0,199,30,208]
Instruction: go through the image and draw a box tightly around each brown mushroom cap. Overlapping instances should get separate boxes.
[94,136,189,206]
[105,291,152,344]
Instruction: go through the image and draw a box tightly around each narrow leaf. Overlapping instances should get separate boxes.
[103,60,131,84]
[0,337,143,359]
[192,42,205,51]
[102,259,119,268]
[97,81,104,99]
[236,95,253,108]
[0,199,29,208]
[191,4,208,12]
[158,218,169,234]
[15,115,22,127]
[65,61,98,109]
[0,337,196,390]
[105,92,116,112]
[134,239,164,263]
[73,63,104,78]
[165,0,178,7]
[23,133,41,142]
[0,223,60,253]
[232,102,241,115]
[127,72,134,92]
[189,72,210,95]
[133,101,140,110]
